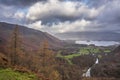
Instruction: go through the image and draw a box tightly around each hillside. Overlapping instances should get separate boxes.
[0,68,38,80]
[0,22,63,52]
[91,46,120,78]
[0,22,119,80]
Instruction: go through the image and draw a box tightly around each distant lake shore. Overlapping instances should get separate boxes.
[75,41,120,46]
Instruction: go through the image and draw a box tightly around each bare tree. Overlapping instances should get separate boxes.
[37,40,61,80]
[8,25,23,66]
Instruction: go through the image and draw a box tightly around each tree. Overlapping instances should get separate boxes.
[8,25,23,66]
[37,40,61,80]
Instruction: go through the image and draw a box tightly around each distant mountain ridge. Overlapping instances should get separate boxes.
[56,31,120,41]
[0,22,63,51]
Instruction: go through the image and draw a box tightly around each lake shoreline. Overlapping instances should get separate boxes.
[75,41,120,46]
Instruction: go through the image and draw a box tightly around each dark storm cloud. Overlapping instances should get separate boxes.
[0,0,47,7]
[32,14,93,25]
[39,14,96,25]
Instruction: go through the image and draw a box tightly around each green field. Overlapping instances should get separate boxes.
[78,46,101,55]
[104,49,111,53]
[0,68,38,80]
[58,46,101,59]
[57,46,111,64]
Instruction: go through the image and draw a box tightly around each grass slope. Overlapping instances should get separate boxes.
[0,68,38,80]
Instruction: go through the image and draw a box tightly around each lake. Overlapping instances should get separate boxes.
[75,41,120,46]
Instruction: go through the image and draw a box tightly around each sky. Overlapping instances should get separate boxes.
[0,0,120,34]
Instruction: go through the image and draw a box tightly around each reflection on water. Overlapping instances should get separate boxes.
[76,41,120,46]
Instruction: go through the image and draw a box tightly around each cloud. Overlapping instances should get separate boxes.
[28,19,97,34]
[0,4,28,25]
[95,0,120,31]
[26,0,101,24]
[0,5,14,18]
[28,21,44,29]
[14,11,25,20]
[0,4,18,23]
[0,0,47,7]
[25,0,104,34]
[98,0,120,23]
[0,0,120,34]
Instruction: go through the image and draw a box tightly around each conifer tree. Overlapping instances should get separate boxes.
[8,25,23,66]
[37,40,61,80]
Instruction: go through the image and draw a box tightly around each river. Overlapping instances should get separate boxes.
[82,58,99,77]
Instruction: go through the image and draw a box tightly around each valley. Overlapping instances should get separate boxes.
[0,0,120,79]
[0,22,120,80]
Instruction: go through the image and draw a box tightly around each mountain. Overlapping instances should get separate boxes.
[56,31,120,41]
[0,22,63,52]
